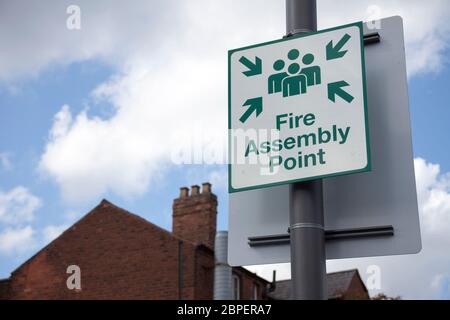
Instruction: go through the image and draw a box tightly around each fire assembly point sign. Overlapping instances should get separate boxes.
[228,22,370,192]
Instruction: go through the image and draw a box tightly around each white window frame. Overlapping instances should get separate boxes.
[232,274,241,300]
[252,283,259,300]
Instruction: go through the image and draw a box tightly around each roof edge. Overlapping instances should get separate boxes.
[8,199,188,277]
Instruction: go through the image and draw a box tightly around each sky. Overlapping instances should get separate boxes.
[0,0,450,299]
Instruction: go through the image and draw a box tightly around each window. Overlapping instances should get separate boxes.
[252,283,259,300]
[232,274,240,300]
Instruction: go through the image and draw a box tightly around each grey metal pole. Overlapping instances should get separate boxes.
[286,0,317,35]
[286,0,327,300]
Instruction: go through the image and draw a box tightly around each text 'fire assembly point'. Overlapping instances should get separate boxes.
[228,22,370,192]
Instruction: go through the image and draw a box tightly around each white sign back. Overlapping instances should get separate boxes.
[228,16,421,266]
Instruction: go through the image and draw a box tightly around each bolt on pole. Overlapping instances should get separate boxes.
[285,0,327,300]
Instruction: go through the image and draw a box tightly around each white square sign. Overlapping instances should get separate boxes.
[228,22,370,192]
[228,16,421,266]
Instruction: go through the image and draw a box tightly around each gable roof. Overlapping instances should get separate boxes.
[267,269,368,300]
[8,199,190,277]
[3,198,271,297]
[233,267,270,285]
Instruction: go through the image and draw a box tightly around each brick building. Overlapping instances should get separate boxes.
[0,183,369,300]
[267,269,369,300]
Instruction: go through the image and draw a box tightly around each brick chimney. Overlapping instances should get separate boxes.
[172,183,217,249]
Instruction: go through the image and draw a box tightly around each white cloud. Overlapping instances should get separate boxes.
[42,224,69,244]
[0,187,41,256]
[30,1,450,203]
[0,152,12,171]
[0,0,178,82]
[65,210,81,221]
[0,226,36,255]
[415,158,450,234]
[318,0,450,76]
[1,1,448,83]
[208,169,228,192]
[0,186,42,225]
[49,104,72,140]
[247,158,450,299]
[33,1,278,203]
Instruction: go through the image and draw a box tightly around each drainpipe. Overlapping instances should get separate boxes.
[213,231,232,299]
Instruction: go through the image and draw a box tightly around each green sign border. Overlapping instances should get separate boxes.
[228,21,371,193]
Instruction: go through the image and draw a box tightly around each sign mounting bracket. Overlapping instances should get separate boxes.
[247,225,394,247]
[363,32,381,45]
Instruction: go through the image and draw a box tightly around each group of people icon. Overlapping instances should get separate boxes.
[268,49,321,98]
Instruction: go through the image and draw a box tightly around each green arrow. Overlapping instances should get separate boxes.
[239,56,262,76]
[326,33,351,60]
[328,81,354,103]
[239,97,263,123]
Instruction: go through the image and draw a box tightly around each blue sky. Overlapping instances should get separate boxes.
[0,57,231,276]
[410,71,450,172]
[1,0,450,299]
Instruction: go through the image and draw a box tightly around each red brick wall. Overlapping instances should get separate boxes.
[1,191,268,300]
[193,247,215,300]
[0,280,10,299]
[232,268,268,300]
[172,184,217,249]
[343,274,370,300]
[5,201,202,300]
